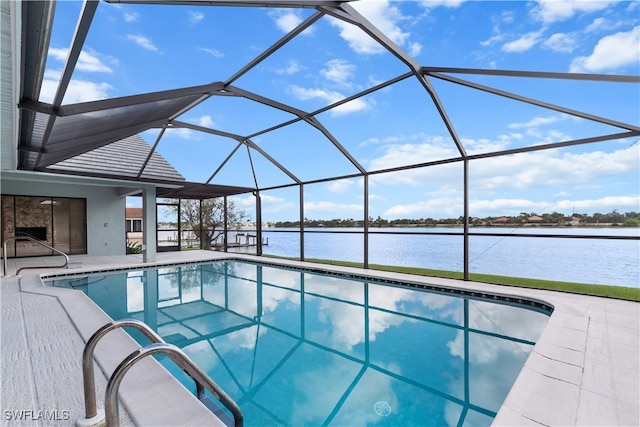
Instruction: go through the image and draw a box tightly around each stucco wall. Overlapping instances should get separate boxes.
[1,178,127,256]
[1,0,18,171]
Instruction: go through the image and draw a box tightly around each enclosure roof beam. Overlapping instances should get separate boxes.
[50,82,226,116]
[422,67,640,83]
[171,120,301,185]
[136,127,167,179]
[225,10,325,86]
[319,3,421,73]
[106,0,349,7]
[33,0,99,170]
[224,85,366,175]
[414,73,468,158]
[429,72,640,132]
[465,131,640,161]
[321,3,467,158]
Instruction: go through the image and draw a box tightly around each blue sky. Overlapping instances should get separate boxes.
[42,0,639,222]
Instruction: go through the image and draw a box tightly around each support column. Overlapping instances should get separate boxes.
[255,191,263,256]
[463,159,469,280]
[299,184,304,261]
[223,196,228,252]
[142,187,157,263]
[364,174,369,269]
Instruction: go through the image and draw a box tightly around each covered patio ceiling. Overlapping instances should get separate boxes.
[16,0,640,201]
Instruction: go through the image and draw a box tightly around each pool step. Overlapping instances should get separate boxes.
[199,395,234,427]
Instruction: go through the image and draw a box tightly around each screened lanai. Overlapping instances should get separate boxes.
[14,0,640,284]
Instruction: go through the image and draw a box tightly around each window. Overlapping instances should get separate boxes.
[126,219,142,232]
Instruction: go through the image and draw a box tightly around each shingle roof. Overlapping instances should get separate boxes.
[47,134,185,182]
[126,207,143,218]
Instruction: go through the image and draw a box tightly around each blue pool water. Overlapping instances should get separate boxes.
[47,260,551,426]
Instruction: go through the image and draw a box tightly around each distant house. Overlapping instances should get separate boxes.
[569,216,582,226]
[494,216,510,225]
[126,207,143,246]
[528,215,543,223]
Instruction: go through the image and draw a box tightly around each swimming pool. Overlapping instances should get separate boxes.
[47,260,551,426]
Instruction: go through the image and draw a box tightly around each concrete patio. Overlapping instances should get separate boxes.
[1,251,638,426]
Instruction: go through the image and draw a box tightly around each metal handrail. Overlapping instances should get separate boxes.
[106,343,243,427]
[79,319,165,425]
[79,319,242,427]
[2,235,69,276]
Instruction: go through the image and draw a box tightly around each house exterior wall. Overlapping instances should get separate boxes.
[1,177,127,256]
[1,0,18,171]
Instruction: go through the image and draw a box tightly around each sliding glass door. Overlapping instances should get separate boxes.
[1,195,87,258]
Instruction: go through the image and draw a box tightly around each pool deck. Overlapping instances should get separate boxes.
[1,250,638,426]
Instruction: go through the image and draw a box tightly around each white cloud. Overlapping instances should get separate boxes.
[123,12,138,23]
[366,138,639,199]
[331,98,372,116]
[383,196,462,218]
[543,32,578,53]
[304,201,363,216]
[166,115,215,135]
[502,31,542,53]
[126,34,160,52]
[40,69,113,103]
[188,10,204,24]
[384,193,639,220]
[532,0,617,24]
[48,47,114,73]
[275,59,304,75]
[200,47,224,58]
[195,115,215,128]
[501,10,516,24]
[288,85,372,115]
[260,194,295,215]
[230,194,256,209]
[408,42,423,57]
[62,80,113,103]
[585,16,636,33]
[586,17,607,33]
[470,145,639,192]
[508,114,566,130]
[164,127,195,139]
[461,137,510,154]
[331,0,411,55]
[554,195,640,212]
[469,198,547,216]
[290,86,343,103]
[327,179,355,193]
[570,26,640,73]
[419,0,468,8]
[468,195,640,217]
[367,139,459,173]
[269,10,311,34]
[321,59,356,87]
[331,19,382,55]
[480,34,505,47]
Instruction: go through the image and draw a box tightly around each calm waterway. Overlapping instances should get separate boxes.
[249,227,640,288]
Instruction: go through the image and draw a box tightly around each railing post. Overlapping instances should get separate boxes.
[77,319,164,427]
[2,235,69,276]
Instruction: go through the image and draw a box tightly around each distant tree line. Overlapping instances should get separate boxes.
[270,210,640,228]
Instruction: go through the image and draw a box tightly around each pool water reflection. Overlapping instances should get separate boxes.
[48,260,550,426]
